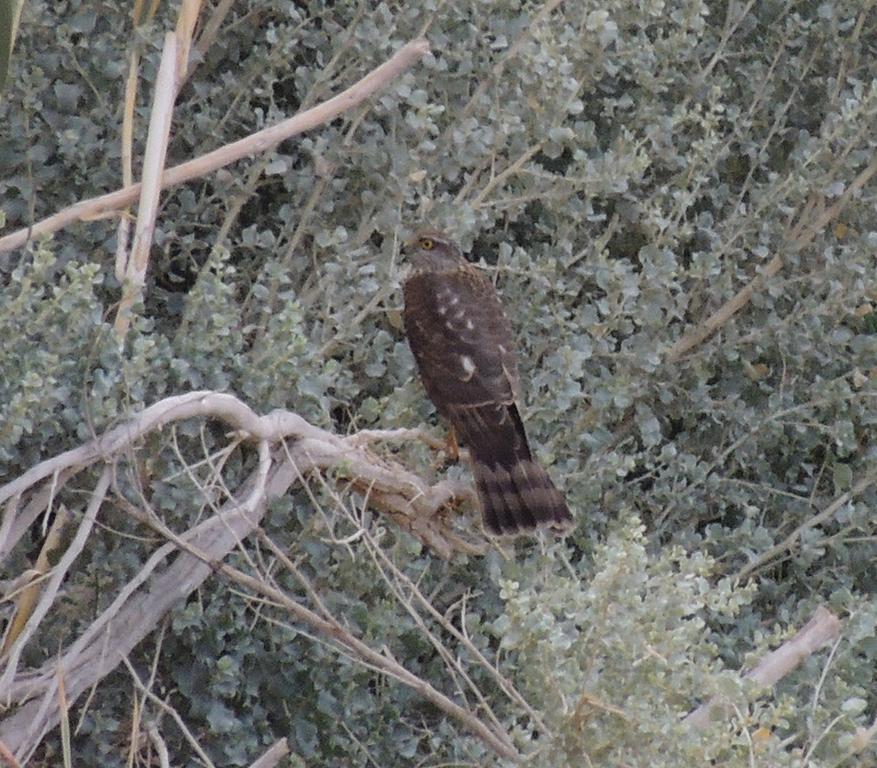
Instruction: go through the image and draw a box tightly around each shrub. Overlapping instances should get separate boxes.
[1,0,875,765]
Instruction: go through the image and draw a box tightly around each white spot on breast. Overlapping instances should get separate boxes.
[498,344,507,354]
[465,319,474,330]
[454,309,466,320]
[460,355,476,380]
[438,305,447,316]
[448,295,459,306]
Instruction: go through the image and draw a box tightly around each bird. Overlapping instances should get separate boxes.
[401,230,573,536]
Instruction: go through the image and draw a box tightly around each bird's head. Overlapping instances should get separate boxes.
[403,230,466,273]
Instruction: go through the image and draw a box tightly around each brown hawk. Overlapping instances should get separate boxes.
[402,230,573,536]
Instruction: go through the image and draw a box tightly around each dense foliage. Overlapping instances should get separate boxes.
[1,0,876,765]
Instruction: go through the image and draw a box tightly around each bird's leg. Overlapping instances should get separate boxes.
[430,426,460,470]
[444,426,460,464]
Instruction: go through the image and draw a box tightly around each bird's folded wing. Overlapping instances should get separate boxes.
[403,268,519,412]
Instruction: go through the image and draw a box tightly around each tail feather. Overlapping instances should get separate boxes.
[451,402,573,536]
[473,459,571,535]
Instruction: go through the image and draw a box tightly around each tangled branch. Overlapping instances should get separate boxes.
[0,391,491,763]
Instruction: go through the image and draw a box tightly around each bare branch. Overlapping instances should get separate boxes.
[354,524,547,731]
[0,38,431,254]
[123,658,216,768]
[0,468,79,566]
[0,391,481,561]
[213,550,520,759]
[686,606,842,728]
[146,723,171,768]
[0,461,274,759]
[114,31,179,339]
[191,0,236,80]
[0,505,72,657]
[667,155,877,363]
[665,252,784,364]
[173,0,203,87]
[348,426,448,451]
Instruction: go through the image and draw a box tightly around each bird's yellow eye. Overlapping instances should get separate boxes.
[419,237,434,250]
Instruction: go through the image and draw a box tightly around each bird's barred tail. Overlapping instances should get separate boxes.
[452,403,573,536]
[473,457,572,536]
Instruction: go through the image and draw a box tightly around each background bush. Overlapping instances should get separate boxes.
[1,0,876,765]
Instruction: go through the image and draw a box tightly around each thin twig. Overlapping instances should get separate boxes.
[0,468,77,564]
[191,0,236,80]
[173,0,202,86]
[0,392,307,505]
[735,467,877,582]
[362,526,547,732]
[246,739,290,768]
[0,505,72,656]
[0,468,110,700]
[0,391,483,758]
[215,554,519,759]
[356,529,509,735]
[347,426,448,451]
[122,516,519,759]
[146,723,171,768]
[471,142,544,209]
[122,658,216,768]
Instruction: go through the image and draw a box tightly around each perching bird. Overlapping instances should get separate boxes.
[402,230,573,536]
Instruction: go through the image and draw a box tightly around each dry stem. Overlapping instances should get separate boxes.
[247,739,291,768]
[734,467,877,582]
[113,31,179,339]
[215,554,519,760]
[686,606,842,728]
[668,155,877,362]
[0,38,431,254]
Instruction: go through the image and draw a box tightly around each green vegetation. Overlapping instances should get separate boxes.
[1,0,875,765]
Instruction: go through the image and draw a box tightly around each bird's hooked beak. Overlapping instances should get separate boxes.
[401,233,420,255]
